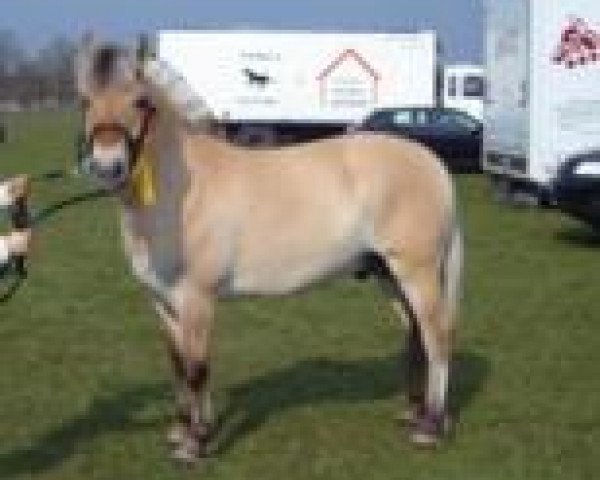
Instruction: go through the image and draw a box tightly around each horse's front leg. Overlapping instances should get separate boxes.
[156,282,215,462]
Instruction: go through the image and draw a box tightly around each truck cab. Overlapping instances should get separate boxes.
[443,64,485,121]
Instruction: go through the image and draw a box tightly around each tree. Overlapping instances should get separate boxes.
[0,30,24,76]
[34,36,77,106]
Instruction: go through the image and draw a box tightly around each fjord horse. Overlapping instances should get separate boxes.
[76,40,463,462]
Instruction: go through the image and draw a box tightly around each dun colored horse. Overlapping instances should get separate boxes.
[76,39,463,462]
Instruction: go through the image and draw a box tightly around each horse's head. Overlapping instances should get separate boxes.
[76,35,156,190]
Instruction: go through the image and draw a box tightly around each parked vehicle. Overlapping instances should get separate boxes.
[157,30,437,145]
[361,107,482,171]
[484,0,600,203]
[553,151,600,228]
[442,64,485,121]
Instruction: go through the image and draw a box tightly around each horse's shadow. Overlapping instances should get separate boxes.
[0,383,170,478]
[214,350,489,454]
[0,351,488,476]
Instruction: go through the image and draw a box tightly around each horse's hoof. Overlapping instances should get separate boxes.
[408,413,447,448]
[170,440,207,465]
[409,428,441,448]
[166,423,187,446]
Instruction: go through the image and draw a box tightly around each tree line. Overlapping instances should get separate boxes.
[0,31,76,111]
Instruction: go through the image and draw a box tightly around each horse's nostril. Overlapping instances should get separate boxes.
[113,163,124,178]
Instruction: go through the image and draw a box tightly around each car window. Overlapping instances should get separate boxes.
[463,75,485,98]
[366,110,393,128]
[414,110,429,125]
[432,110,479,130]
[392,110,413,125]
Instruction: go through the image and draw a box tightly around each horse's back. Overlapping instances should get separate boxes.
[318,132,454,223]
[226,131,453,232]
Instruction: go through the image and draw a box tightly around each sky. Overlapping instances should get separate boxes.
[2,0,484,62]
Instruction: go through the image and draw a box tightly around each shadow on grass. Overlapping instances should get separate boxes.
[215,350,489,454]
[0,351,488,475]
[555,223,600,248]
[0,383,171,478]
[0,270,24,303]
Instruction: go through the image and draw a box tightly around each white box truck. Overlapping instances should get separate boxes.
[157,30,437,144]
[485,0,600,202]
[443,64,485,121]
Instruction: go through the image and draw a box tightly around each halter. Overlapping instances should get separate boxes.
[80,96,157,178]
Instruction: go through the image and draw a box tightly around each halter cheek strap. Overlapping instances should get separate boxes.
[130,103,156,171]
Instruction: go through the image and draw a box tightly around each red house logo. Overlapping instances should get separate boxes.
[552,17,600,68]
[317,49,381,107]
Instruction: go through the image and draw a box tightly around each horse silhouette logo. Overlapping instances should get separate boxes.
[242,68,272,88]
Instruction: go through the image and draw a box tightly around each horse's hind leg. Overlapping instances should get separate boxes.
[407,266,454,446]
[385,256,455,446]
[370,255,427,423]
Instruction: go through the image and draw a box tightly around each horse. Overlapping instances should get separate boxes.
[75,38,463,462]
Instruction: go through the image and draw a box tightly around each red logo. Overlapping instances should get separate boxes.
[317,49,380,106]
[552,17,600,68]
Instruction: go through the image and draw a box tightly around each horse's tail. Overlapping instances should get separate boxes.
[441,217,463,325]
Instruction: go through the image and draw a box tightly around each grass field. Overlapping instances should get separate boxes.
[0,112,599,480]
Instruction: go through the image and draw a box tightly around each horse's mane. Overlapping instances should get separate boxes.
[143,59,215,127]
[92,44,123,88]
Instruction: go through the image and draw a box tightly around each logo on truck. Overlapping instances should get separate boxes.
[552,17,600,68]
[242,68,272,88]
[317,49,380,109]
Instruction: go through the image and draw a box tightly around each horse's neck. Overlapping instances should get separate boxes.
[122,106,185,229]
[120,98,227,273]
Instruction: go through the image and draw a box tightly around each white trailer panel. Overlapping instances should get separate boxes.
[485,0,600,188]
[157,30,437,124]
[530,0,600,184]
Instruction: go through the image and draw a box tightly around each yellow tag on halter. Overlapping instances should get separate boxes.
[131,148,157,207]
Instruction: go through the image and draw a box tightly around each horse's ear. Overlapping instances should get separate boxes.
[135,33,153,80]
[75,31,96,95]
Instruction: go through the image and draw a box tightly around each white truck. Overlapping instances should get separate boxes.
[157,30,437,144]
[443,64,485,121]
[485,0,600,202]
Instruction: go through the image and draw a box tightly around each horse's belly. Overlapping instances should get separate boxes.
[228,256,357,295]
[226,236,367,296]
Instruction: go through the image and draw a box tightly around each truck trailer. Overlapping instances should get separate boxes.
[157,30,437,145]
[485,0,600,203]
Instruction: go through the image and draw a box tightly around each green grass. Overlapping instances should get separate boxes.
[0,111,599,480]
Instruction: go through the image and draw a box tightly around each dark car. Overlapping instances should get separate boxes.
[553,151,600,229]
[361,107,482,172]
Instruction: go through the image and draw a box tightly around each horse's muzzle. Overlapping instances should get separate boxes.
[84,157,129,189]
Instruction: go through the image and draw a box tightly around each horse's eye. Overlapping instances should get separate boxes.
[134,96,151,110]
